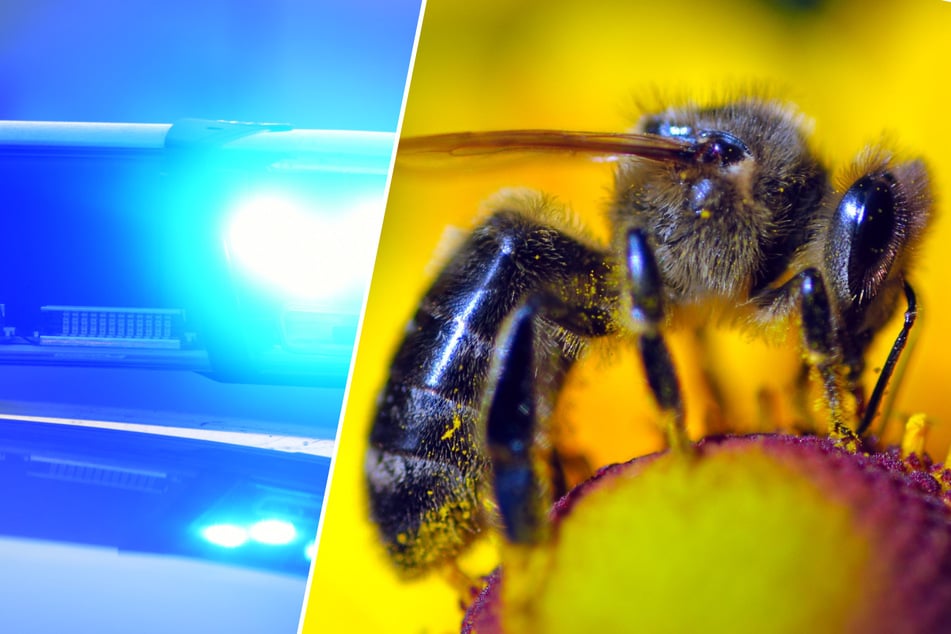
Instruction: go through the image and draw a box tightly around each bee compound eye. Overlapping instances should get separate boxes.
[830,172,900,301]
[696,131,749,166]
[642,117,664,135]
[641,117,693,139]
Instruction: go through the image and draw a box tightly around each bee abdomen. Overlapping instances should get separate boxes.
[366,380,486,571]
[367,206,613,572]
[388,306,498,408]
[370,382,482,465]
[368,349,488,570]
[366,443,486,572]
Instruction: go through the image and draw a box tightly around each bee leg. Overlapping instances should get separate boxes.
[796,269,860,447]
[484,300,550,546]
[625,229,689,453]
[857,281,917,436]
[483,299,565,628]
[483,280,615,544]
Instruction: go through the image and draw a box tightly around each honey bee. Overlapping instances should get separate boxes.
[365,97,932,578]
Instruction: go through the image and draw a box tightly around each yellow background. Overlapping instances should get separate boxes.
[304,1,951,632]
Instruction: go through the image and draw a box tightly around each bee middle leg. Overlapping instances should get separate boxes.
[625,228,689,453]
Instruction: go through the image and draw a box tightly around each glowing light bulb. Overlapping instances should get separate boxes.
[226,193,383,302]
[249,519,297,545]
[201,524,249,548]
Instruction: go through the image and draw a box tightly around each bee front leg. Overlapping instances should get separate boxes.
[625,229,689,453]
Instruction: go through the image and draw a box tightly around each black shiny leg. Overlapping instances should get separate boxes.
[484,301,548,545]
[797,268,858,444]
[857,281,917,436]
[626,229,688,452]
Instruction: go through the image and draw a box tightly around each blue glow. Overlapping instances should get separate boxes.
[249,519,297,545]
[226,193,383,303]
[202,524,249,548]
[0,0,423,131]
[0,0,419,627]
[304,541,317,561]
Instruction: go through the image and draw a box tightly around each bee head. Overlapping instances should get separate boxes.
[614,99,829,301]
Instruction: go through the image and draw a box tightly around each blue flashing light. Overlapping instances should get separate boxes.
[226,193,382,304]
[201,524,249,548]
[248,519,297,545]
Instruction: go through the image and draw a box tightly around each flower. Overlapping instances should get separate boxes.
[464,433,951,634]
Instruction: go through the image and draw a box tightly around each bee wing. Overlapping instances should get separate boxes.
[398,130,696,164]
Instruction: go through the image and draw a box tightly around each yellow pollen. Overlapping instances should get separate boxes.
[441,414,462,440]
